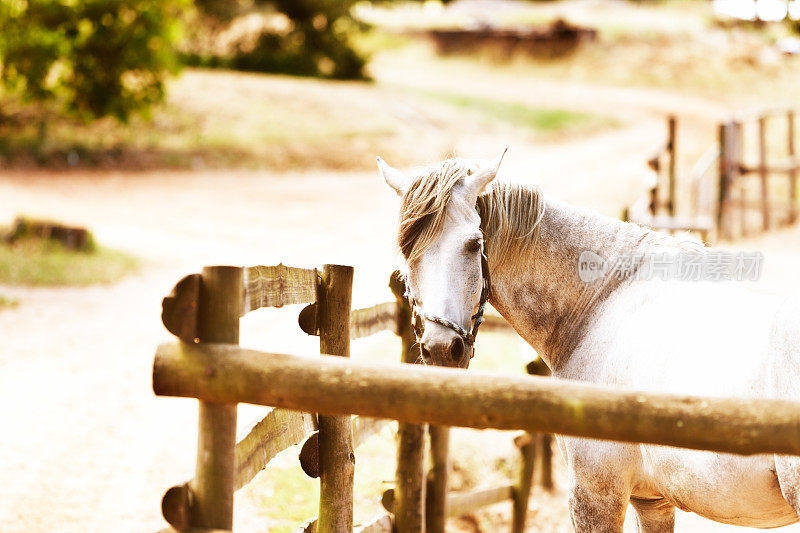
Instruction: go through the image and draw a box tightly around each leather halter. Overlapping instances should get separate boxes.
[407,246,492,357]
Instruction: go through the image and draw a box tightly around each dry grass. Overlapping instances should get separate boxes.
[0,236,138,286]
[3,1,799,173]
[0,67,618,172]
[0,294,19,309]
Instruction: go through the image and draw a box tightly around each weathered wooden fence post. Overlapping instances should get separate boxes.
[191,265,243,530]
[717,122,733,240]
[731,121,746,238]
[511,433,536,533]
[391,272,427,533]
[316,264,355,533]
[536,434,554,491]
[668,115,677,216]
[758,116,770,230]
[647,155,660,216]
[526,358,554,491]
[788,110,797,225]
[426,426,450,533]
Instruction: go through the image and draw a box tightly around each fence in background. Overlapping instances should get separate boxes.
[156,264,551,533]
[626,109,799,242]
[718,108,798,239]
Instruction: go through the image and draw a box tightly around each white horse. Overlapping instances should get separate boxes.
[376,151,800,532]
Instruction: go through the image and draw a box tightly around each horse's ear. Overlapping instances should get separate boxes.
[377,156,410,196]
[466,148,507,196]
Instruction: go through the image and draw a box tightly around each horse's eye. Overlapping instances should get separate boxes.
[465,238,482,254]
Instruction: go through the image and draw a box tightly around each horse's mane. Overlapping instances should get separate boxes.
[477,181,546,267]
[398,158,545,267]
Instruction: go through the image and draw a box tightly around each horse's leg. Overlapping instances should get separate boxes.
[775,455,800,518]
[629,497,675,533]
[566,440,632,533]
[568,481,629,533]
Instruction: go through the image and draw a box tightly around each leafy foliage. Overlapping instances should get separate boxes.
[188,0,367,79]
[0,0,187,121]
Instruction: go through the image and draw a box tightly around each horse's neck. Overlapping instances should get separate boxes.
[488,198,652,372]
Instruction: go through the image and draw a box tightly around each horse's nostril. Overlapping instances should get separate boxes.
[449,337,464,361]
[420,344,432,363]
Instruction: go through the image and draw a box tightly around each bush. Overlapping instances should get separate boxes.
[0,0,187,122]
[187,0,367,80]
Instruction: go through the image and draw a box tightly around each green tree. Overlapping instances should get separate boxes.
[0,0,187,122]
[189,0,366,79]
[188,1,458,80]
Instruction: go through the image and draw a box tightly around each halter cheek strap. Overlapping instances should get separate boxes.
[407,248,492,357]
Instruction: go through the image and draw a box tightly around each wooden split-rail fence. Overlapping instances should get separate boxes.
[155,264,552,533]
[626,108,799,242]
[154,263,800,532]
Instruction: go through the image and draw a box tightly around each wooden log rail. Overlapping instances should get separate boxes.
[349,302,397,339]
[235,409,317,490]
[422,361,551,533]
[157,265,535,533]
[245,264,317,312]
[154,342,800,457]
[162,264,319,343]
[383,485,514,518]
[739,158,800,175]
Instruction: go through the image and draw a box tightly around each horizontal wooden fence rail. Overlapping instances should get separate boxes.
[739,158,800,175]
[154,342,800,456]
[349,302,398,339]
[303,298,516,340]
[162,264,319,343]
[235,409,317,490]
[382,485,514,518]
[161,409,319,527]
[245,264,317,312]
[157,265,542,533]
[163,410,392,526]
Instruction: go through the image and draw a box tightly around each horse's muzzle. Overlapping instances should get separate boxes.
[420,336,470,368]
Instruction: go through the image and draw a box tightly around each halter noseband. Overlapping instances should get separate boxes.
[406,247,492,357]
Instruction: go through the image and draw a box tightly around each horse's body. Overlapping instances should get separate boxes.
[489,196,800,531]
[377,153,800,532]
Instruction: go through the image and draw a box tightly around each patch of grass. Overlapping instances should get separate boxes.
[418,90,617,136]
[243,427,398,532]
[244,464,319,533]
[0,237,138,286]
[0,295,19,309]
[0,69,410,172]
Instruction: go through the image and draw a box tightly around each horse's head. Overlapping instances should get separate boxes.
[377,151,507,368]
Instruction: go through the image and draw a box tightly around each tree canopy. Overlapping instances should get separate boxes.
[0,0,186,122]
